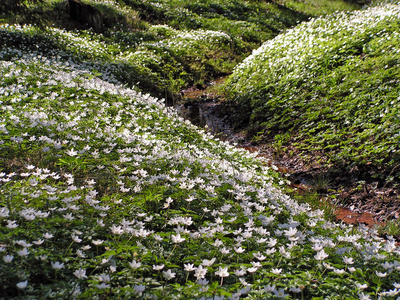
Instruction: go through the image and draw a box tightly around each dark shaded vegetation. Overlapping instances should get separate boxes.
[0,0,44,14]
[66,0,103,32]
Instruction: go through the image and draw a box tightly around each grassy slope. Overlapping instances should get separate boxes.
[224,1,400,183]
[276,0,370,16]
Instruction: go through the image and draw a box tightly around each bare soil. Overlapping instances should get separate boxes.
[248,143,400,225]
[179,80,400,230]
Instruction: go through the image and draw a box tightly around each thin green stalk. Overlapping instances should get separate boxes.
[64,241,74,256]
[165,244,177,262]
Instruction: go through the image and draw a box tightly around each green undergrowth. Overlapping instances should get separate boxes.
[224,1,400,184]
[0,0,365,101]
[0,23,236,103]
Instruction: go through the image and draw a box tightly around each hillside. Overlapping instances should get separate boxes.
[2,0,400,299]
[0,0,364,102]
[224,1,400,218]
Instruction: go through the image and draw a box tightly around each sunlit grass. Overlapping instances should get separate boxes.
[276,0,365,16]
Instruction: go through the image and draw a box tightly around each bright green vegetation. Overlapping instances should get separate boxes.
[276,0,369,16]
[3,0,400,299]
[225,1,400,184]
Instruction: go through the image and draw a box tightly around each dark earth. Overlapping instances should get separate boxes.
[178,79,400,233]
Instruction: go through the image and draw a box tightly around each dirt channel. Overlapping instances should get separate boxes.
[177,79,400,233]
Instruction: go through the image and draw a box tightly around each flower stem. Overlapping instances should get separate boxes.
[64,241,74,256]
[165,245,177,262]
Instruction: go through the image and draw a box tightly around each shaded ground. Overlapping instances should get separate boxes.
[178,79,400,230]
[253,143,400,224]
